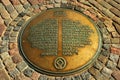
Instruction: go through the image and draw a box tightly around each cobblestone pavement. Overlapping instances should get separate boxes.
[0,0,120,80]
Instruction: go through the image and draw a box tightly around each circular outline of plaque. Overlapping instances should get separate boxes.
[18,8,102,76]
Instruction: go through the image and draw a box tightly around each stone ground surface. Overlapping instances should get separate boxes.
[0,0,120,80]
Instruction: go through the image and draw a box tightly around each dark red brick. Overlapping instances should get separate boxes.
[31,72,40,80]
[9,48,19,56]
[9,43,17,50]
[12,54,22,64]
[0,24,6,36]
[10,0,20,5]
[111,46,120,56]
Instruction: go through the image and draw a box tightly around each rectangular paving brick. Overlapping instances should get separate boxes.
[111,47,120,56]
[112,70,120,80]
[17,61,28,72]
[6,4,15,13]
[0,69,10,80]
[28,0,39,5]
[0,24,6,36]
[1,0,11,6]
[108,0,120,11]
[110,7,120,18]
[0,52,10,60]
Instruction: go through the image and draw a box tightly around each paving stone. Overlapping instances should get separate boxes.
[55,0,61,3]
[109,53,119,62]
[0,45,9,53]
[89,0,105,11]
[10,10,18,19]
[95,73,109,80]
[14,73,31,80]
[9,68,20,78]
[112,44,120,48]
[54,3,61,8]
[72,75,82,80]
[94,60,104,70]
[14,5,25,13]
[97,0,112,9]
[112,16,120,25]
[4,57,16,71]
[31,72,40,80]
[28,0,39,5]
[4,18,12,26]
[9,48,19,56]
[118,58,120,69]
[40,6,47,10]
[0,52,10,60]
[63,77,71,80]
[6,4,15,13]
[112,70,120,80]
[98,54,108,64]
[46,4,54,9]
[10,0,20,5]
[111,47,120,56]
[19,0,28,5]
[111,38,120,44]
[23,68,34,77]
[0,9,11,19]
[39,75,47,80]
[23,3,31,9]
[9,43,17,50]
[114,0,120,4]
[0,16,4,24]
[9,37,17,42]
[110,76,115,80]
[113,22,120,35]
[101,49,110,57]
[17,19,25,26]
[10,31,18,37]
[1,40,9,47]
[110,7,120,18]
[17,61,28,72]
[13,26,21,31]
[108,0,120,11]
[1,0,11,6]
[0,69,10,80]
[55,77,64,80]
[101,67,113,78]
[12,54,22,64]
[102,9,115,19]
[112,32,120,38]
[106,60,117,69]
[0,24,6,36]
[103,38,111,44]
[89,67,100,76]
[61,0,67,4]
[81,72,93,80]
[0,59,4,69]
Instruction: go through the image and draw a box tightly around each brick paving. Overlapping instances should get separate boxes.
[0,0,120,80]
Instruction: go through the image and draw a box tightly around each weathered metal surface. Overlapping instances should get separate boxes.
[19,8,102,76]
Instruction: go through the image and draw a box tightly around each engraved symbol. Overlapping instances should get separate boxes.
[54,57,66,70]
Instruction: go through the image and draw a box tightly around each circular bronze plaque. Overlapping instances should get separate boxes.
[19,8,102,76]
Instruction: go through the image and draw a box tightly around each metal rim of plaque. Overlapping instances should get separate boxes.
[18,8,102,76]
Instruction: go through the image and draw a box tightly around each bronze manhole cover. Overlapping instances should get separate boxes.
[19,8,102,76]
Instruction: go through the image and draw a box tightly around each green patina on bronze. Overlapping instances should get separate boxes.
[28,19,94,56]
